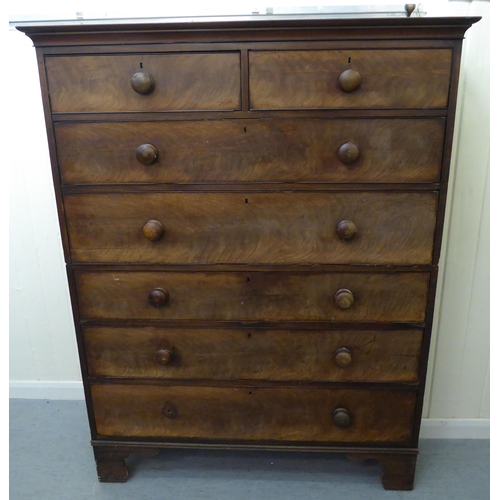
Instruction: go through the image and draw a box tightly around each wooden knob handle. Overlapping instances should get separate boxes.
[142,220,164,242]
[405,4,416,17]
[136,144,158,165]
[334,347,352,368]
[162,402,178,419]
[338,142,359,164]
[332,408,352,428]
[335,289,354,310]
[131,72,154,94]
[155,348,173,366]
[148,288,169,308]
[336,220,357,241]
[339,69,362,92]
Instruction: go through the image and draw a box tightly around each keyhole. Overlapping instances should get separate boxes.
[247,333,252,338]
[246,277,250,282]
[348,57,351,64]
[248,391,253,396]
[140,62,143,68]
[243,127,247,133]
[245,198,249,204]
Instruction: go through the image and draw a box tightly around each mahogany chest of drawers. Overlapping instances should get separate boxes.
[19,15,479,490]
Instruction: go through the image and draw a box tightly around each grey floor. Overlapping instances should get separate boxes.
[10,400,489,500]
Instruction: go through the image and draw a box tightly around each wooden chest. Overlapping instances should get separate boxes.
[19,15,479,490]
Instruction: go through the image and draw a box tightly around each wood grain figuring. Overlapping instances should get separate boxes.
[91,384,417,442]
[249,49,452,109]
[84,326,423,382]
[45,53,241,112]
[64,192,438,265]
[74,271,430,322]
[54,118,445,184]
[19,15,480,490]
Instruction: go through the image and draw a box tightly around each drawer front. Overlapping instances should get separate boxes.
[84,327,423,382]
[45,53,241,112]
[65,192,438,265]
[250,49,452,109]
[75,271,430,322]
[91,384,416,443]
[55,118,445,184]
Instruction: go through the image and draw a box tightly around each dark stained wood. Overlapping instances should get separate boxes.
[63,182,442,195]
[52,109,448,123]
[432,42,465,266]
[93,446,159,483]
[17,17,480,47]
[411,267,440,446]
[154,348,173,366]
[147,288,169,308]
[74,271,430,322]
[18,15,479,490]
[71,263,435,274]
[337,141,359,164]
[335,289,355,310]
[348,451,418,490]
[93,447,129,482]
[334,347,353,368]
[54,118,446,184]
[338,69,362,92]
[249,49,452,110]
[135,144,158,166]
[91,384,417,442]
[332,408,352,428]
[141,220,164,242]
[130,72,154,95]
[83,326,423,382]
[45,53,241,113]
[335,220,357,240]
[64,192,438,265]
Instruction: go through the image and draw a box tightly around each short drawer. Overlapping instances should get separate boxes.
[84,326,423,382]
[91,384,417,443]
[75,271,430,322]
[250,49,452,109]
[45,53,241,112]
[55,118,445,184]
[64,192,438,265]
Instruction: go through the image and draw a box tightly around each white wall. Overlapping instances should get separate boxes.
[8,2,490,431]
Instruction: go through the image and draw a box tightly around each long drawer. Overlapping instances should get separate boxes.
[45,53,241,113]
[249,49,452,109]
[84,326,423,382]
[91,384,417,443]
[55,118,445,184]
[75,271,430,322]
[65,192,438,265]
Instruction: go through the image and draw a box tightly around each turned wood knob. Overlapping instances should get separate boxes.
[332,408,352,428]
[148,288,169,308]
[339,69,362,92]
[405,4,416,17]
[335,289,355,310]
[334,347,352,368]
[338,142,359,164]
[155,348,173,366]
[136,144,158,165]
[162,402,178,419]
[336,220,357,241]
[142,220,164,242]
[131,72,154,94]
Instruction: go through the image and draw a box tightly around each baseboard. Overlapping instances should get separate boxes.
[9,381,490,439]
[9,381,85,400]
[420,418,490,439]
